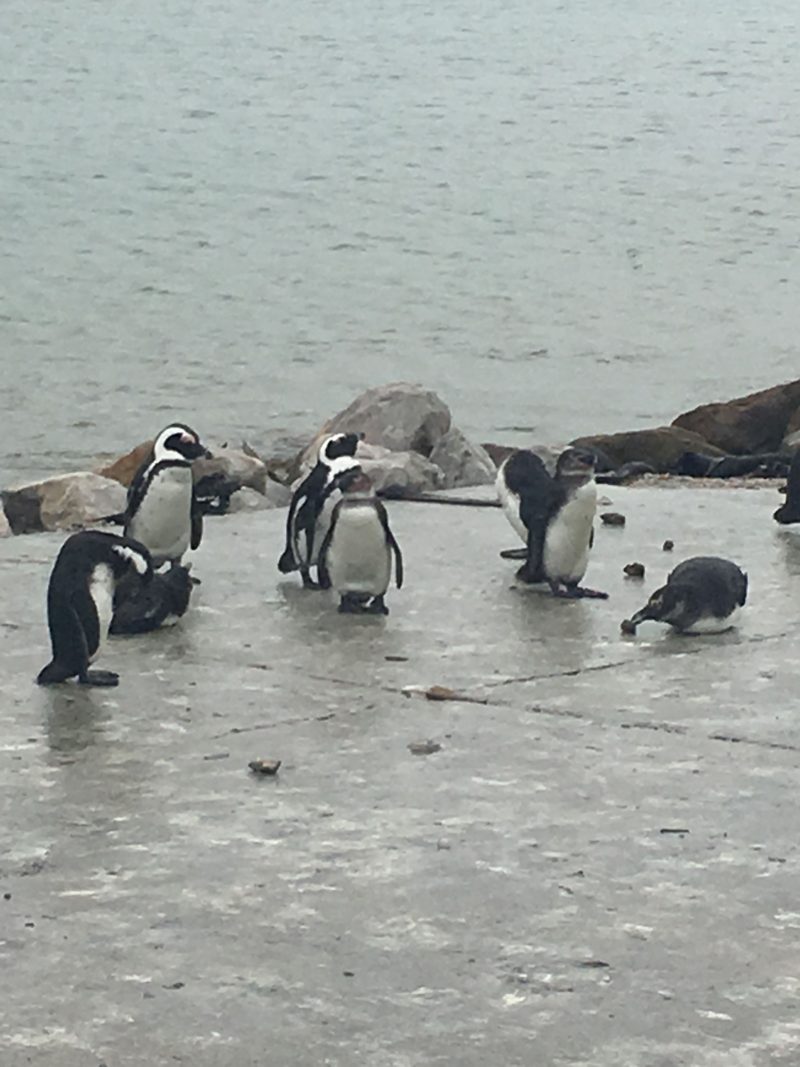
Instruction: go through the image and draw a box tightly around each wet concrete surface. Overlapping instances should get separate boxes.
[2,485,800,1066]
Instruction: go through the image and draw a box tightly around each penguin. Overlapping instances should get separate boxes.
[124,423,209,567]
[622,556,748,635]
[37,530,153,687]
[278,432,361,588]
[110,562,197,635]
[496,447,607,599]
[774,448,800,525]
[317,469,403,614]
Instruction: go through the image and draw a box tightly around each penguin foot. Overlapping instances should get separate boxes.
[500,547,528,560]
[338,594,371,614]
[569,585,609,600]
[515,564,543,584]
[367,596,389,616]
[278,548,298,573]
[80,670,120,687]
[774,505,800,525]
[301,572,320,590]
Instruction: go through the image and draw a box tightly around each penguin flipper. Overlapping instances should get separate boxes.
[316,505,339,590]
[190,490,203,550]
[281,465,326,570]
[123,456,153,532]
[739,570,748,607]
[376,501,403,589]
[517,481,563,583]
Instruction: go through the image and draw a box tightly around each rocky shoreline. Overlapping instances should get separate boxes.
[2,378,797,537]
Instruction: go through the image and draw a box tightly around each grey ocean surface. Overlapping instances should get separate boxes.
[2,0,799,482]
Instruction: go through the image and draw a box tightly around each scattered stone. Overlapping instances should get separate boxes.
[575,959,610,969]
[659,827,690,835]
[2,473,127,534]
[601,512,626,527]
[572,426,725,473]
[2,892,10,901]
[620,618,637,635]
[424,685,459,701]
[427,428,497,489]
[385,655,408,662]
[662,539,674,551]
[673,378,800,455]
[202,752,230,761]
[624,562,645,578]
[408,740,442,755]
[248,759,282,776]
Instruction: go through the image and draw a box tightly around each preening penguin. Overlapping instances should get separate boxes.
[496,447,607,599]
[110,562,197,635]
[124,423,209,567]
[317,469,403,615]
[622,556,748,635]
[37,531,153,687]
[278,432,361,588]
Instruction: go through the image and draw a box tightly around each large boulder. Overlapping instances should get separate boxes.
[672,379,800,455]
[302,383,452,467]
[192,445,268,494]
[427,428,496,489]
[358,445,445,494]
[571,426,725,473]
[2,473,127,535]
[97,440,153,487]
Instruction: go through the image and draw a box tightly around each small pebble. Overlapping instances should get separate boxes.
[662,539,674,551]
[248,759,282,776]
[620,618,637,635]
[623,562,645,579]
[408,740,442,756]
[601,512,626,527]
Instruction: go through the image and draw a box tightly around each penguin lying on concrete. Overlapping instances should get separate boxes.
[318,469,403,615]
[278,432,361,588]
[622,556,748,635]
[37,530,153,687]
[110,563,197,635]
[124,423,209,567]
[496,447,607,599]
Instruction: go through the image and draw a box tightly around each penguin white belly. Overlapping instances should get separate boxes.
[89,563,115,662]
[543,482,597,583]
[682,607,741,634]
[496,467,527,543]
[129,468,193,562]
[328,507,391,595]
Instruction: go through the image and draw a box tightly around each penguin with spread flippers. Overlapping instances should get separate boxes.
[124,423,209,567]
[496,447,607,599]
[622,556,747,635]
[37,531,153,687]
[317,469,403,615]
[278,432,361,588]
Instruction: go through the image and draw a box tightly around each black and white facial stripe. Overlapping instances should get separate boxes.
[37,530,153,687]
[124,422,209,567]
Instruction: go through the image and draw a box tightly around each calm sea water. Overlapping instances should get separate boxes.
[2,0,799,483]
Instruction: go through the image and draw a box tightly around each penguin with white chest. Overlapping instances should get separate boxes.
[278,432,361,588]
[496,447,607,599]
[317,469,403,614]
[37,530,153,687]
[622,557,747,635]
[124,423,209,568]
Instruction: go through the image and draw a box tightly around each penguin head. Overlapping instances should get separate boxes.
[629,583,689,628]
[154,423,210,463]
[319,432,362,464]
[555,448,596,482]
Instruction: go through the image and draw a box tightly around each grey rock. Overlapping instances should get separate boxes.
[303,382,452,466]
[355,443,445,494]
[227,487,282,513]
[428,428,496,489]
[2,472,126,534]
[193,446,268,494]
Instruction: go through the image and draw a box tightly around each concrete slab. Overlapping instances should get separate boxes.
[2,486,800,1067]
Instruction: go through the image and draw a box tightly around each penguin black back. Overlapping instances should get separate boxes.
[37,531,152,687]
[624,556,747,634]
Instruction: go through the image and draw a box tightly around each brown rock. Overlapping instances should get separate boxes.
[572,427,724,472]
[601,512,626,527]
[2,473,126,534]
[624,562,645,578]
[672,379,800,455]
[97,440,153,487]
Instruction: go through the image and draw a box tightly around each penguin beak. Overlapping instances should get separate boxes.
[626,604,655,630]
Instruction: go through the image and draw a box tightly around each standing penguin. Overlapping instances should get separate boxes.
[317,469,403,614]
[37,530,153,687]
[278,432,361,588]
[124,423,209,567]
[622,557,747,635]
[496,447,607,599]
